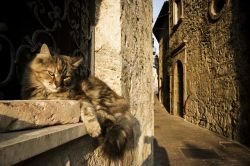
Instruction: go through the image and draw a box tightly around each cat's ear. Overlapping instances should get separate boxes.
[34,44,52,64]
[40,43,50,54]
[72,57,83,67]
[37,43,52,59]
[72,57,90,77]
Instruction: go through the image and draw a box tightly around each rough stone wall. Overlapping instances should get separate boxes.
[169,0,250,146]
[158,22,170,111]
[158,38,169,109]
[94,0,122,95]
[88,0,154,165]
[158,38,164,102]
[18,136,99,166]
[121,0,154,165]
[80,0,154,164]
[152,63,159,94]
[20,135,131,166]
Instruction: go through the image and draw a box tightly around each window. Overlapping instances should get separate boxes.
[0,0,93,99]
[209,0,229,20]
[173,0,183,26]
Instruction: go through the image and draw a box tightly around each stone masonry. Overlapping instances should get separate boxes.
[94,0,123,95]
[121,0,154,165]
[94,0,154,165]
[168,0,250,146]
[0,100,80,132]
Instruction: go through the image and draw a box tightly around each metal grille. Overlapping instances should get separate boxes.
[0,0,93,99]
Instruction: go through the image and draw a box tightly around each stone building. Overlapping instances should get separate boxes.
[0,0,153,165]
[154,0,250,146]
[153,1,170,111]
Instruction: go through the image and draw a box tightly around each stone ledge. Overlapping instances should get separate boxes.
[0,123,87,165]
[0,100,81,132]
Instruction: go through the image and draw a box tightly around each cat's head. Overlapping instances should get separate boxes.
[30,43,88,92]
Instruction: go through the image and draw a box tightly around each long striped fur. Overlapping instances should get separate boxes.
[21,43,134,160]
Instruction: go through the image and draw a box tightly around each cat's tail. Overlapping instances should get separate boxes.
[101,111,134,160]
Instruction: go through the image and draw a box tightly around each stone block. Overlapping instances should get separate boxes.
[0,123,87,165]
[0,100,80,132]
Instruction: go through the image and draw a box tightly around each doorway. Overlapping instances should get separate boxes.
[173,60,184,117]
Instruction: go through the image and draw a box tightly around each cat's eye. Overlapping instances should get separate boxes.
[48,71,54,77]
[63,76,72,86]
[64,76,71,80]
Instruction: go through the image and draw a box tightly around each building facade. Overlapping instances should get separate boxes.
[154,0,250,146]
[153,1,170,111]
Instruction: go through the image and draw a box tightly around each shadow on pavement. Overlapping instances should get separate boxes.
[154,138,170,166]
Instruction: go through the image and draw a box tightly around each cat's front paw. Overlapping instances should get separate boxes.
[86,121,101,138]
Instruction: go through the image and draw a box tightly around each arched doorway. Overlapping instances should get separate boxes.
[173,60,184,117]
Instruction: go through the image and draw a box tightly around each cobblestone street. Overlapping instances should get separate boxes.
[154,96,250,166]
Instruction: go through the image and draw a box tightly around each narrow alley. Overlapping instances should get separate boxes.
[154,96,250,166]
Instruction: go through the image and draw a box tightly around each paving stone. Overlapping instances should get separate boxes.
[154,96,250,166]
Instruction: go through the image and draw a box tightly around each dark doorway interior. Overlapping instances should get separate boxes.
[177,60,184,117]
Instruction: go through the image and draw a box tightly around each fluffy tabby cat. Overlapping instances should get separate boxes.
[21,43,134,159]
